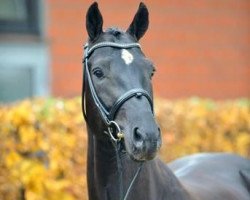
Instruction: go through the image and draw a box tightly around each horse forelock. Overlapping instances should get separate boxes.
[105,27,124,38]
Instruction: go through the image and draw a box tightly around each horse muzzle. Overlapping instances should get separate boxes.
[113,94,161,161]
[129,124,162,161]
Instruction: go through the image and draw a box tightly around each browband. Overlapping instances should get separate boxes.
[84,42,141,60]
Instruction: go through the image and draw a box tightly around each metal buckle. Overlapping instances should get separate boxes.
[107,121,124,142]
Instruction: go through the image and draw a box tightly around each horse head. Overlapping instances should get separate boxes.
[83,2,161,161]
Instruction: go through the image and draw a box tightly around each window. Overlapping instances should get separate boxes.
[0,0,39,34]
[0,66,34,102]
[0,0,48,103]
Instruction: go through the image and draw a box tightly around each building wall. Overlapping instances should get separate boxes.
[48,0,250,99]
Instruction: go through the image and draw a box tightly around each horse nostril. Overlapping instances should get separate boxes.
[133,127,143,142]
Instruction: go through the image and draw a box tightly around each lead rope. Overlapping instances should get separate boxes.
[123,162,143,200]
[114,141,143,200]
[113,138,143,200]
[106,121,144,200]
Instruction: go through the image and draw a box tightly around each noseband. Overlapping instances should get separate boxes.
[82,42,154,141]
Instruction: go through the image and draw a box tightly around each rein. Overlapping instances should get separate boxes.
[82,41,152,199]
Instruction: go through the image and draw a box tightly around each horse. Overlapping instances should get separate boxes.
[82,2,250,200]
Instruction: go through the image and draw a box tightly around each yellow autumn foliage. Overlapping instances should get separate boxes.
[0,97,249,200]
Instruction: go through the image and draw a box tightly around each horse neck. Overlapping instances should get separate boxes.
[87,129,192,200]
[86,129,121,199]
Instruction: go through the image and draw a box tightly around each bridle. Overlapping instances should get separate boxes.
[82,42,154,200]
[82,41,154,200]
[82,41,154,142]
[82,41,155,200]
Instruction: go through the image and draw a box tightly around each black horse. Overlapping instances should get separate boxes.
[82,2,250,200]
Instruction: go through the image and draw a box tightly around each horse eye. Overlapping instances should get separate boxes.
[93,68,104,79]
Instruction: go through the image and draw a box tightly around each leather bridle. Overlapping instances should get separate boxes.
[82,41,154,142]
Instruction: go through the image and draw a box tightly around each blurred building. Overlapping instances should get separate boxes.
[0,0,249,102]
[0,0,48,102]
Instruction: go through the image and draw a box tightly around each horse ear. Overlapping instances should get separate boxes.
[86,2,103,41]
[126,2,149,41]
